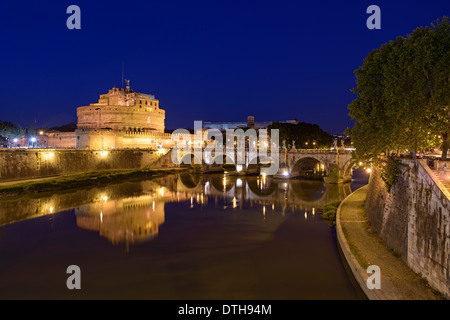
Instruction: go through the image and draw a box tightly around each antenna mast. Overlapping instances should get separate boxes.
[122,60,124,88]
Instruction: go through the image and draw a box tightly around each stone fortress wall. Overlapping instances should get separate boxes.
[0,148,175,182]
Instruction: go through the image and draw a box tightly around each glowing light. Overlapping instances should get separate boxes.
[100,151,109,158]
[263,206,266,216]
[272,204,275,211]
[232,197,237,208]
[49,206,54,214]
[283,171,289,177]
[13,138,18,143]
[359,162,363,166]
[304,212,307,219]
[312,208,315,215]
[159,187,165,197]
[100,212,103,223]
[366,168,372,173]
[30,137,36,143]
[236,178,243,188]
[43,152,55,161]
[236,164,243,172]
[101,195,108,202]
[39,131,44,135]
[152,201,155,211]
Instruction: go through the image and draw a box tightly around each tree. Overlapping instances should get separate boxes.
[0,121,26,147]
[346,17,450,161]
[268,122,332,149]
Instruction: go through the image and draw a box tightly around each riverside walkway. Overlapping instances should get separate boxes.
[336,185,443,300]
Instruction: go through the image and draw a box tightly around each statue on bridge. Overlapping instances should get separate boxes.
[292,140,296,151]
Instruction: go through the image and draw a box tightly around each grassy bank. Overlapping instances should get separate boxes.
[0,168,182,197]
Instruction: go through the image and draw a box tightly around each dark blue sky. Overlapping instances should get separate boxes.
[0,0,448,134]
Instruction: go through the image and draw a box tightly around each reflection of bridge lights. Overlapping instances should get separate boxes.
[312,208,315,215]
[101,195,108,203]
[49,206,54,214]
[232,197,237,208]
[272,204,275,211]
[236,178,243,188]
[159,187,165,197]
[153,201,155,211]
[190,196,194,208]
[304,212,307,219]
[100,211,103,223]
[263,206,266,216]
[223,176,227,191]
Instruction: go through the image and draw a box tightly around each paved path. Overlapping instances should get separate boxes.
[431,169,450,194]
[337,186,443,300]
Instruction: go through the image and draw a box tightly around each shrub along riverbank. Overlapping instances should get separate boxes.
[0,168,183,197]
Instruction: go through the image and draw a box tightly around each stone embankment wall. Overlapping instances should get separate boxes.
[0,149,175,181]
[365,159,450,298]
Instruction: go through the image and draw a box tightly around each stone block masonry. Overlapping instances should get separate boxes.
[0,149,174,182]
[365,159,450,298]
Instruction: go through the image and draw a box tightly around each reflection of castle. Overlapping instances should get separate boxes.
[75,195,166,245]
[73,180,197,246]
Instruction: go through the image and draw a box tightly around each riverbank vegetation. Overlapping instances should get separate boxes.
[321,200,341,226]
[0,168,182,197]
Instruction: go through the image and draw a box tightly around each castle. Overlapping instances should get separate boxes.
[75,81,175,149]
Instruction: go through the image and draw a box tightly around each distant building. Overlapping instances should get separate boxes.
[203,116,298,131]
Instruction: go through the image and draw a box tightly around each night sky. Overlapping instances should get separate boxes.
[0,0,448,134]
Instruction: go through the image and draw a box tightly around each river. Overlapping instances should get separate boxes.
[0,169,369,299]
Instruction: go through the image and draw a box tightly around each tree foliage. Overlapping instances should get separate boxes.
[346,17,450,161]
[0,120,26,141]
[268,122,332,149]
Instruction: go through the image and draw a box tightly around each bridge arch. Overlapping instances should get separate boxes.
[179,152,202,167]
[290,156,327,178]
[342,159,356,178]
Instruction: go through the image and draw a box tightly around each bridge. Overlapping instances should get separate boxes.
[165,147,355,183]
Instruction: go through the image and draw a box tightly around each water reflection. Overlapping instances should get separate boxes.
[0,173,357,246]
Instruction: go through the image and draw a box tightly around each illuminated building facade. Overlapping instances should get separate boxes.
[76,81,172,149]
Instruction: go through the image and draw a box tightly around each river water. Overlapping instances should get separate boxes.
[0,169,368,299]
